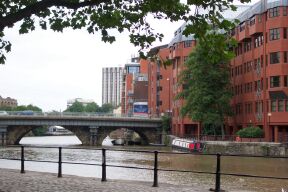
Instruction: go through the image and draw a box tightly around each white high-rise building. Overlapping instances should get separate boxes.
[102,67,123,107]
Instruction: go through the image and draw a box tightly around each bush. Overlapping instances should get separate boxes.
[236,126,264,138]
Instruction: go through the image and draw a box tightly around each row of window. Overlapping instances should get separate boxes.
[170,40,193,51]
[235,34,264,56]
[269,6,287,18]
[270,51,288,64]
[234,99,288,115]
[235,28,288,56]
[269,28,288,40]
[232,51,288,77]
[233,80,263,95]
[231,6,288,36]
[231,57,263,77]
[232,76,288,96]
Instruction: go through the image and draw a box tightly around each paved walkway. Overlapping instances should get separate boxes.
[0,168,205,192]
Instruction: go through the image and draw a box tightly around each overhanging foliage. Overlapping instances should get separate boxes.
[0,0,248,64]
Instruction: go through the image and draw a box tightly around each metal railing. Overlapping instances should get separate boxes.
[0,146,288,192]
[0,111,161,119]
[182,134,288,143]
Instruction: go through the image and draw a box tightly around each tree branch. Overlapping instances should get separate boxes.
[0,0,107,30]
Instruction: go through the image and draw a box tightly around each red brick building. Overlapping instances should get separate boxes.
[121,57,149,116]
[229,0,288,142]
[145,0,288,143]
[147,45,173,117]
[167,25,200,138]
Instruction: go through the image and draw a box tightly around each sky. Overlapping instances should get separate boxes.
[0,16,183,111]
[0,1,257,112]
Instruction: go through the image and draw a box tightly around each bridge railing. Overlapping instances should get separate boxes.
[0,145,287,192]
[4,111,161,119]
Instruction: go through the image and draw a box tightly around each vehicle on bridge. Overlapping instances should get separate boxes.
[133,102,148,117]
[0,111,8,116]
[19,110,34,115]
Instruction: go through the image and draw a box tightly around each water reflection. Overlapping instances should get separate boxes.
[0,136,287,192]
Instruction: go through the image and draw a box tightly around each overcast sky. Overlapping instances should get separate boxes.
[0,17,183,111]
[0,1,257,112]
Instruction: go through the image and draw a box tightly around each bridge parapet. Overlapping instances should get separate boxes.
[3,111,161,120]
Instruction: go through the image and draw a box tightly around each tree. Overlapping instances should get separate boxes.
[64,101,85,112]
[100,103,113,113]
[85,102,99,112]
[0,104,42,112]
[0,0,248,64]
[177,32,236,137]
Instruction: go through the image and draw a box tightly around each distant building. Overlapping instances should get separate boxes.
[121,57,148,115]
[0,96,17,108]
[102,67,123,107]
[67,98,94,107]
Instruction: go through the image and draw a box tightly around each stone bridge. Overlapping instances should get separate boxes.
[0,115,162,145]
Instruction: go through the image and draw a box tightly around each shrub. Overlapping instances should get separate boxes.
[236,126,264,138]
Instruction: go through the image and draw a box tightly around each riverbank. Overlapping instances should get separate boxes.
[166,135,288,156]
[0,168,205,192]
[204,141,288,156]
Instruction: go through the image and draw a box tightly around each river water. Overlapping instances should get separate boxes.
[0,136,287,192]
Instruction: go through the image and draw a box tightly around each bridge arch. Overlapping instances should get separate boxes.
[6,125,91,145]
[95,126,161,146]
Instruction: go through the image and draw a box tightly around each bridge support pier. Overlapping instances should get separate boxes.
[0,126,7,146]
[90,126,99,146]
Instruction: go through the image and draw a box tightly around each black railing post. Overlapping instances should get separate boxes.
[101,148,107,182]
[215,153,221,192]
[152,151,158,187]
[20,146,25,174]
[58,147,62,178]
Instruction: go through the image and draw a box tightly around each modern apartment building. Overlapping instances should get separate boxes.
[145,0,288,142]
[102,67,123,107]
[229,0,288,142]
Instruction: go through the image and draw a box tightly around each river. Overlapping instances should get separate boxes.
[0,136,287,192]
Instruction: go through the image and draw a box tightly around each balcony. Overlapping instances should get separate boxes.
[238,23,250,41]
[172,48,181,58]
[249,22,263,36]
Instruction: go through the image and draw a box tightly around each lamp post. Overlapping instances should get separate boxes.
[268,112,272,141]
[167,78,170,115]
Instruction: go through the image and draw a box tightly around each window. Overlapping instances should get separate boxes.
[184,40,192,48]
[184,56,188,62]
[284,52,287,63]
[269,28,280,40]
[258,15,262,23]
[250,17,255,26]
[256,101,263,113]
[270,76,280,88]
[239,22,245,32]
[284,7,287,16]
[254,34,264,47]
[270,52,280,64]
[285,76,288,87]
[279,100,284,111]
[244,41,251,52]
[284,28,287,39]
[271,100,277,112]
[269,7,280,18]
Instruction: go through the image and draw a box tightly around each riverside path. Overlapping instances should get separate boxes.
[0,168,205,192]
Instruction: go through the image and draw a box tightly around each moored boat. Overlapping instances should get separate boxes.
[172,138,205,153]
